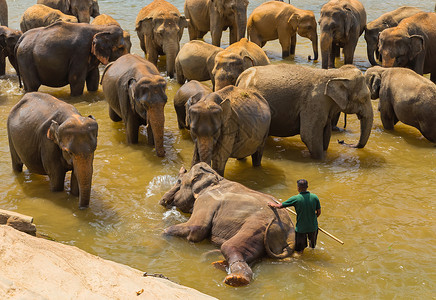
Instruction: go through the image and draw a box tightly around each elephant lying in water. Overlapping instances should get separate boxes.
[160,163,295,286]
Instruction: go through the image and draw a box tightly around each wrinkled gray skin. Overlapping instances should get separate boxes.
[37,0,99,23]
[101,54,167,157]
[236,64,373,159]
[174,80,212,129]
[0,26,21,76]
[188,85,271,176]
[7,92,98,208]
[20,4,78,33]
[91,14,132,56]
[319,0,366,69]
[0,0,7,27]
[365,66,436,143]
[175,40,223,85]
[185,0,248,47]
[364,6,422,66]
[160,163,295,286]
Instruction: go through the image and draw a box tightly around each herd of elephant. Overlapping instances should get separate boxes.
[1,0,436,288]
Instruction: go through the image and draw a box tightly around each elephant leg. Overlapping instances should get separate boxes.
[86,68,100,92]
[8,140,23,172]
[248,29,263,47]
[251,139,266,167]
[379,103,396,130]
[191,143,201,167]
[109,107,122,122]
[229,26,238,45]
[175,60,186,85]
[70,169,79,197]
[278,29,291,58]
[329,43,338,68]
[323,122,332,151]
[210,16,223,46]
[125,116,141,144]
[212,133,236,176]
[334,46,340,58]
[331,112,341,131]
[69,69,87,97]
[343,41,357,65]
[48,169,66,192]
[290,33,297,55]
[430,72,436,84]
[0,53,5,76]
[300,116,325,159]
[187,22,198,40]
[163,223,191,237]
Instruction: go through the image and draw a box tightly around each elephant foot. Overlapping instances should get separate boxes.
[212,260,228,272]
[224,273,250,287]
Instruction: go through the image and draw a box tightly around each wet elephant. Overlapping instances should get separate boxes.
[20,4,78,33]
[236,64,373,159]
[91,14,132,55]
[188,85,271,176]
[7,92,98,208]
[0,26,21,76]
[248,1,318,60]
[365,66,436,143]
[185,0,248,47]
[160,163,295,286]
[101,54,167,157]
[364,6,422,66]
[378,12,436,83]
[0,0,7,26]
[15,22,127,96]
[319,0,366,69]
[135,0,187,78]
[37,0,99,23]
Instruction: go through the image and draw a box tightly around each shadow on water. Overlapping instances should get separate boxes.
[379,125,436,149]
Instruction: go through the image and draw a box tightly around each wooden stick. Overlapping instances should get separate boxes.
[270,199,344,245]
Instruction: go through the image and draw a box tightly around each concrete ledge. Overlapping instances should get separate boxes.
[0,209,36,235]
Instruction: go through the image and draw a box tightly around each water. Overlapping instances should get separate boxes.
[1,0,435,298]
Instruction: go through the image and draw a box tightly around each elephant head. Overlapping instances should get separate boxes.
[188,93,233,166]
[364,66,384,100]
[91,26,127,65]
[90,0,100,18]
[0,27,22,75]
[213,0,248,42]
[325,65,374,148]
[159,163,222,213]
[68,0,98,23]
[47,115,98,208]
[128,75,167,157]
[292,12,318,60]
[364,24,386,66]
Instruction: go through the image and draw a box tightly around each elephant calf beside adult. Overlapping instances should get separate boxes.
[236,64,373,159]
[7,92,98,209]
[37,0,99,23]
[0,26,21,76]
[365,66,436,143]
[101,54,167,157]
[20,4,78,33]
[160,163,295,286]
[248,1,318,60]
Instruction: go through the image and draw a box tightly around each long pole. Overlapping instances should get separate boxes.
[270,198,344,245]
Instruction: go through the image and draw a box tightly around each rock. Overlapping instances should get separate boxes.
[0,209,36,235]
[0,226,216,300]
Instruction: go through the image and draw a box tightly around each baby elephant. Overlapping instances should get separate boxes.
[101,54,167,157]
[20,4,78,32]
[7,92,98,208]
[188,85,271,176]
[173,80,212,129]
[160,163,295,286]
[91,14,132,54]
[365,66,436,143]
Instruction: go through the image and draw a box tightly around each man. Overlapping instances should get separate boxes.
[268,179,321,254]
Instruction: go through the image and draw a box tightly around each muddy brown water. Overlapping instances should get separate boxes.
[1,0,435,298]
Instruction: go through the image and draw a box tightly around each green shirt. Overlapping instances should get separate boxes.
[281,191,321,233]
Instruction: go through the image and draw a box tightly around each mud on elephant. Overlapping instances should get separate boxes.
[248,1,318,60]
[0,26,21,76]
[7,92,98,208]
[135,0,187,78]
[188,85,271,176]
[37,0,99,23]
[236,64,373,159]
[101,54,167,157]
[160,163,295,286]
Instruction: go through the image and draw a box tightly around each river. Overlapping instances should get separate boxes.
[1,0,435,298]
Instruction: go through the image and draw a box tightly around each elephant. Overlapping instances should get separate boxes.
[135,0,187,78]
[236,64,373,159]
[319,0,366,69]
[0,0,7,26]
[174,80,212,129]
[378,12,436,83]
[91,14,132,55]
[364,6,422,66]
[160,163,295,286]
[185,0,248,47]
[7,92,98,208]
[20,4,78,33]
[365,66,436,143]
[188,85,271,176]
[101,54,167,157]
[0,26,21,76]
[208,38,270,91]
[37,0,99,23]
[247,1,318,60]
[15,22,127,96]
[175,40,223,85]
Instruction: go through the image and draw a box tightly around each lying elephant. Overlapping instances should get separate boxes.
[20,4,78,33]
[188,85,271,176]
[7,92,98,208]
[91,14,132,55]
[101,54,167,157]
[236,64,373,159]
[160,163,295,286]
[0,26,21,76]
[37,0,99,23]
[175,40,223,85]
[15,22,127,96]
[173,80,212,129]
[365,66,436,143]
[209,38,270,91]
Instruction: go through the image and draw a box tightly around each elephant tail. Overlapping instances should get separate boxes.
[264,217,294,259]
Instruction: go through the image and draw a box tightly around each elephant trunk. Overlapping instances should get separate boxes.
[353,101,374,148]
[72,154,94,209]
[76,11,91,23]
[320,32,332,69]
[197,136,213,166]
[164,43,179,78]
[147,104,166,157]
[308,34,318,61]
[366,40,379,66]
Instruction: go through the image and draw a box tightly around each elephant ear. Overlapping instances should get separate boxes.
[325,78,351,111]
[287,13,299,32]
[343,6,355,39]
[91,0,100,18]
[242,55,254,70]
[367,71,382,100]
[136,17,153,36]
[179,16,188,28]
[409,35,424,61]
[47,120,60,144]
[128,78,137,112]
[219,98,233,128]
[91,32,112,65]
[0,33,6,48]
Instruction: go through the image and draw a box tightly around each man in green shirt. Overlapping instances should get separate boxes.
[268,179,321,254]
